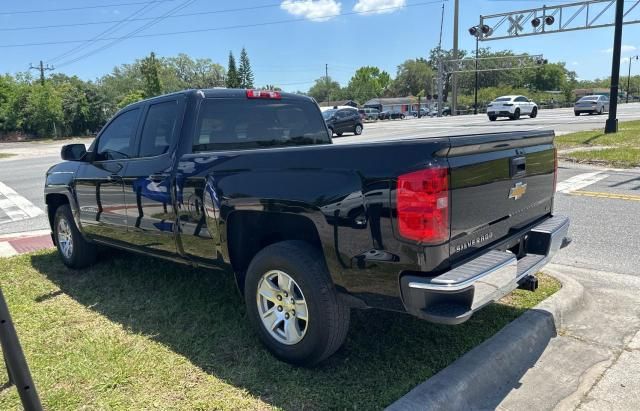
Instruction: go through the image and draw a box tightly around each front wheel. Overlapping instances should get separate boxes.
[529,107,538,118]
[245,241,350,366]
[488,116,497,121]
[354,124,363,135]
[336,132,343,137]
[54,204,97,269]
[574,112,580,116]
[599,106,604,115]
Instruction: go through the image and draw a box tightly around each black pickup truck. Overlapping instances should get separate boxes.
[45,89,570,365]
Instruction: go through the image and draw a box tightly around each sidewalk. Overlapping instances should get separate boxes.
[0,229,54,257]
[497,264,640,410]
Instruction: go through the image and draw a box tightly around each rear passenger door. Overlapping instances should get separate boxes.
[121,96,185,256]
[334,110,351,133]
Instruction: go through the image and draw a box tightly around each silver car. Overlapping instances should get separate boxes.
[574,95,609,116]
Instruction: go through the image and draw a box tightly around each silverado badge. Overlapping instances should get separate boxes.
[509,182,527,200]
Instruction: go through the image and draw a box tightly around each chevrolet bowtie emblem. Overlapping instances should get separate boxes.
[509,182,527,200]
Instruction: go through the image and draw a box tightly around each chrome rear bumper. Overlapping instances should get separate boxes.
[400,215,570,325]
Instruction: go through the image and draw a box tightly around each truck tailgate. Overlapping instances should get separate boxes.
[447,130,556,259]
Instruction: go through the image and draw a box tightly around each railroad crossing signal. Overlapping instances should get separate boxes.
[508,14,525,35]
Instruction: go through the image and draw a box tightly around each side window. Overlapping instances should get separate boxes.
[139,100,180,157]
[96,109,139,161]
[515,97,525,102]
[336,110,348,119]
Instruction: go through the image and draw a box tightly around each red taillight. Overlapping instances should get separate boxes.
[553,147,558,192]
[246,89,281,99]
[396,167,449,244]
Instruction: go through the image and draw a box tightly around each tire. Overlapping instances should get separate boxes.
[328,127,334,136]
[575,112,580,116]
[53,204,97,269]
[489,116,497,121]
[529,107,538,118]
[336,132,343,137]
[599,106,604,115]
[401,115,405,119]
[511,108,520,120]
[354,124,363,135]
[245,241,350,366]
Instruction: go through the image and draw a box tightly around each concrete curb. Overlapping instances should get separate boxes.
[386,271,584,411]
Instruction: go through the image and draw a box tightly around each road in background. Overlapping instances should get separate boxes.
[335,103,640,144]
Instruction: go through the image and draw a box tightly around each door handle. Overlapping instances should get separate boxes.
[106,174,122,182]
[149,173,169,182]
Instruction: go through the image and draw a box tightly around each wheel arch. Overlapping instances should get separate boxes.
[225,210,330,294]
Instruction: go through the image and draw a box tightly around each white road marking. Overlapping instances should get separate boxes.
[0,181,44,224]
[556,171,609,194]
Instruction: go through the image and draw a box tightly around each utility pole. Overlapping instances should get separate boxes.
[325,63,330,107]
[605,0,625,134]
[627,55,639,103]
[28,61,54,85]
[451,0,459,116]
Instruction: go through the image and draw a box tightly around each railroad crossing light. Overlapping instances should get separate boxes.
[536,58,548,65]
[545,15,555,25]
[481,24,492,35]
[531,17,541,28]
[469,26,478,36]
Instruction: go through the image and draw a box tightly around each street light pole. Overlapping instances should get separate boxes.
[627,55,639,103]
[605,0,625,134]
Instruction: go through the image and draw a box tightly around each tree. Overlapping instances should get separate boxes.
[140,52,162,98]
[164,53,225,89]
[23,83,63,137]
[262,84,282,91]
[117,90,145,109]
[226,51,241,88]
[390,58,434,98]
[345,66,391,104]
[307,76,342,103]
[238,47,254,88]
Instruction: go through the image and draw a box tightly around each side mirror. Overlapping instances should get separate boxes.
[61,144,87,161]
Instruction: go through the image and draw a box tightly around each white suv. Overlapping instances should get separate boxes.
[487,95,538,121]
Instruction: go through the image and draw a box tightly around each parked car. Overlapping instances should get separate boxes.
[46,88,569,366]
[323,107,363,136]
[358,107,380,121]
[409,108,429,117]
[379,110,405,120]
[487,95,538,121]
[428,106,451,116]
[574,95,609,116]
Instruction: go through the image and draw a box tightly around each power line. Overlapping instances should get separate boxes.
[0,3,283,31]
[0,0,179,15]
[49,1,163,64]
[55,0,198,68]
[0,1,446,49]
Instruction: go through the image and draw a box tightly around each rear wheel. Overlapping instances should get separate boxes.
[574,112,580,116]
[599,106,604,115]
[245,241,350,366]
[529,107,538,118]
[354,124,363,135]
[54,204,97,269]
[511,109,520,120]
[336,132,343,137]
[488,116,497,121]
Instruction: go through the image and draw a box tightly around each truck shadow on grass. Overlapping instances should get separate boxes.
[30,251,547,410]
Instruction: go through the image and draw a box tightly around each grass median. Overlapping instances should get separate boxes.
[0,250,560,410]
[0,153,16,159]
[556,120,640,167]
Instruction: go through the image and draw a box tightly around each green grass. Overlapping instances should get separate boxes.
[0,153,16,159]
[555,120,640,167]
[0,250,560,410]
[566,147,640,168]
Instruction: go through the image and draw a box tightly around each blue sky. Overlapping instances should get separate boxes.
[2,0,640,91]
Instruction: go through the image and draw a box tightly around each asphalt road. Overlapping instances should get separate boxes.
[334,103,640,144]
[1,106,639,278]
